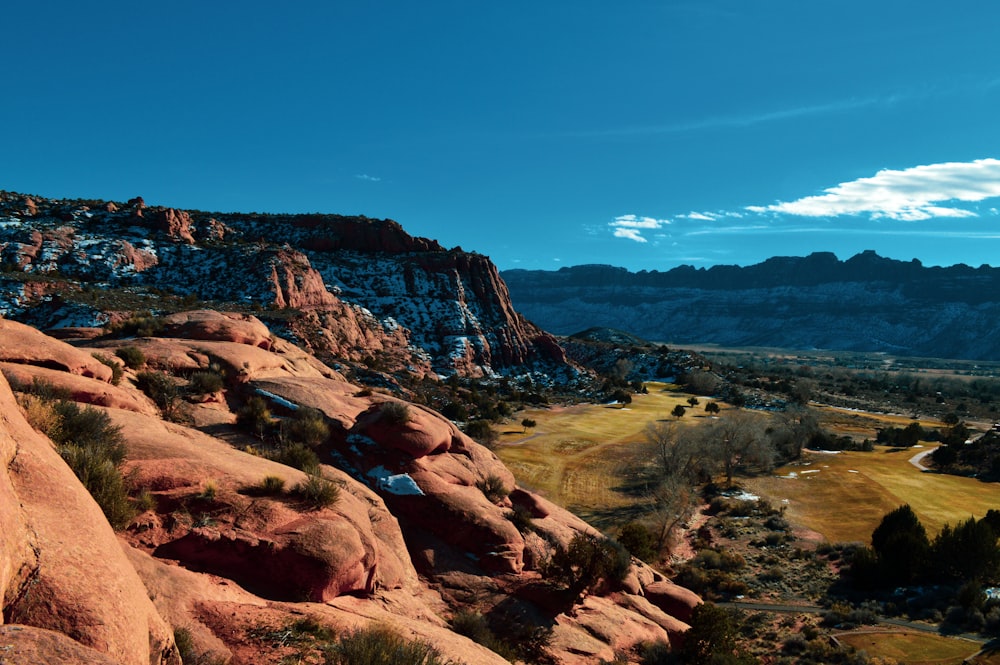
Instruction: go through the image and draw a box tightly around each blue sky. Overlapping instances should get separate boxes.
[4,2,1000,271]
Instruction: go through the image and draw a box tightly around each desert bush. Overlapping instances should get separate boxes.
[618,522,658,563]
[505,504,535,534]
[17,393,62,437]
[323,624,452,665]
[287,407,329,447]
[450,610,516,660]
[378,401,411,426]
[544,532,631,597]
[237,396,273,438]
[188,370,224,395]
[110,314,165,338]
[463,419,498,448]
[274,442,321,474]
[92,353,123,385]
[115,345,146,369]
[133,487,156,512]
[638,640,672,665]
[136,370,180,415]
[476,474,510,504]
[296,474,340,509]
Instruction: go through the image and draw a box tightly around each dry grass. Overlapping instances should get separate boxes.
[495,382,725,528]
[835,630,980,664]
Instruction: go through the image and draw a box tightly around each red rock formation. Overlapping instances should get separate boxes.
[115,240,158,272]
[0,373,177,665]
[150,208,195,243]
[161,310,275,350]
[0,319,113,382]
[267,249,338,309]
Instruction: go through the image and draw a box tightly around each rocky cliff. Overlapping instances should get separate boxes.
[0,191,570,379]
[503,251,1000,359]
[0,312,698,664]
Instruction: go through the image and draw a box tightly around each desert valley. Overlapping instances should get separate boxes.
[1,190,1000,665]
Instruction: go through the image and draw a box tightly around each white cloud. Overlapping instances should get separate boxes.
[613,227,648,243]
[355,174,382,182]
[610,214,669,242]
[751,158,1000,221]
[681,211,719,221]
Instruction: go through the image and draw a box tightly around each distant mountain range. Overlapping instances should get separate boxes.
[502,251,1000,360]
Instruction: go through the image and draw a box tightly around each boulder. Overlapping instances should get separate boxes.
[0,319,112,382]
[161,310,274,349]
[643,580,702,623]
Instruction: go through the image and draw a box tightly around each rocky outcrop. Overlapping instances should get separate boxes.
[0,319,112,382]
[503,252,1000,360]
[0,373,177,665]
[0,191,578,379]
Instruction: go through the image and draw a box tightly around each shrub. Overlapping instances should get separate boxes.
[287,407,329,447]
[92,353,124,385]
[115,345,146,370]
[618,522,658,563]
[379,401,411,426]
[324,624,452,665]
[136,370,180,415]
[60,444,136,530]
[275,442,321,474]
[133,488,156,512]
[296,474,340,509]
[237,396,273,438]
[544,533,631,597]
[476,474,510,504]
[505,504,535,534]
[17,393,62,438]
[259,475,286,495]
[463,419,498,448]
[450,610,516,660]
[111,314,164,338]
[174,626,228,665]
[188,370,224,395]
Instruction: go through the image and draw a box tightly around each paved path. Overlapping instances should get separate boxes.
[908,447,936,470]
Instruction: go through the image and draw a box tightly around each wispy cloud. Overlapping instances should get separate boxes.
[748,158,1000,221]
[610,214,670,243]
[571,96,887,139]
[354,173,382,182]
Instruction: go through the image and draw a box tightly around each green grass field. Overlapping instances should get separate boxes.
[835,631,982,664]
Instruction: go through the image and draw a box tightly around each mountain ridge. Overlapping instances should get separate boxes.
[502,251,1000,359]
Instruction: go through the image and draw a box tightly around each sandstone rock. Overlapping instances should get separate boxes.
[161,310,275,349]
[0,374,177,665]
[0,362,157,415]
[642,580,702,623]
[268,248,338,309]
[0,625,120,665]
[151,208,195,243]
[0,319,112,382]
[355,400,458,457]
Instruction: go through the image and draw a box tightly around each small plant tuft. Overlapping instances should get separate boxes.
[259,475,286,495]
[296,474,340,510]
[323,624,453,665]
[378,401,411,426]
[92,353,124,385]
[476,474,510,505]
[115,345,146,370]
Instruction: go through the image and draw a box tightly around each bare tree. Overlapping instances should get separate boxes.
[703,410,772,486]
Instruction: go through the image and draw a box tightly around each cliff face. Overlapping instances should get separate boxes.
[503,252,1000,360]
[0,191,570,378]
